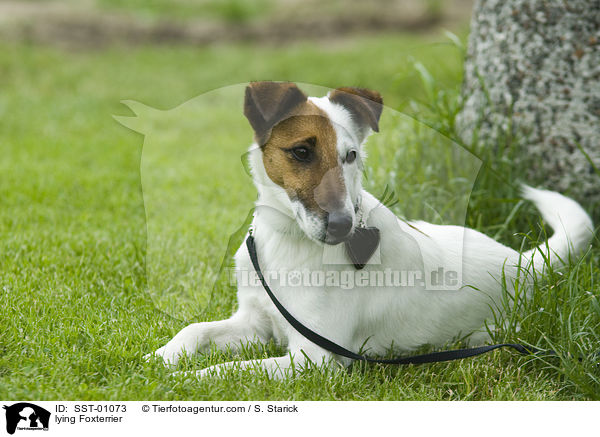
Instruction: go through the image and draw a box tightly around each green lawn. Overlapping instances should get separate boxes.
[1,34,598,400]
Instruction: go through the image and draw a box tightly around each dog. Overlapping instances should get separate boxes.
[149,81,594,378]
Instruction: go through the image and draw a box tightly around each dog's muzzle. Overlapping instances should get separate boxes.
[325,210,353,244]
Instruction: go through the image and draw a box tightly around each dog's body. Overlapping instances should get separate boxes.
[151,82,593,377]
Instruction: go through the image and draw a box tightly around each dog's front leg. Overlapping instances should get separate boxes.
[191,344,340,379]
[150,311,270,367]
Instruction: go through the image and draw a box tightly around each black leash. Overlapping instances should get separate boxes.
[246,234,554,365]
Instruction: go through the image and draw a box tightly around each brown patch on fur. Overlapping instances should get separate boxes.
[329,87,383,132]
[261,100,346,217]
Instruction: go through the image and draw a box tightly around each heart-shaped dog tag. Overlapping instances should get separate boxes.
[345,227,380,270]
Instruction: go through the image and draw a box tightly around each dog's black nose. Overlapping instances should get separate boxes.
[326,211,353,240]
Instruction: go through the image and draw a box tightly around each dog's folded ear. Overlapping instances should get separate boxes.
[329,87,383,133]
[244,81,308,146]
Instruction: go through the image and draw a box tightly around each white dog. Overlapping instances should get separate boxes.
[150,82,593,377]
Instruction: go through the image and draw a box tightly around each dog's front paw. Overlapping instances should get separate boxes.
[143,346,165,363]
[145,323,208,367]
[172,365,225,379]
[145,343,188,367]
[170,368,209,379]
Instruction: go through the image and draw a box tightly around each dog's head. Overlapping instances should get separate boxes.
[244,81,382,245]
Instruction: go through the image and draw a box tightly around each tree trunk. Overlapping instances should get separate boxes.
[457,0,600,218]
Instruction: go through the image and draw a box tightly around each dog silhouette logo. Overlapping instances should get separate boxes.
[2,403,50,435]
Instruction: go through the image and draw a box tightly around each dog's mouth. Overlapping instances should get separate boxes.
[297,217,354,246]
[291,198,356,245]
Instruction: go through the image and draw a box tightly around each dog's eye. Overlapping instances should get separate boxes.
[346,150,357,164]
[291,145,312,162]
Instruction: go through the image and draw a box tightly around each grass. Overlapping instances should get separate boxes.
[0,33,598,400]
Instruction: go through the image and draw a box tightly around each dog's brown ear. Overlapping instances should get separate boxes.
[329,87,383,132]
[244,81,308,146]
